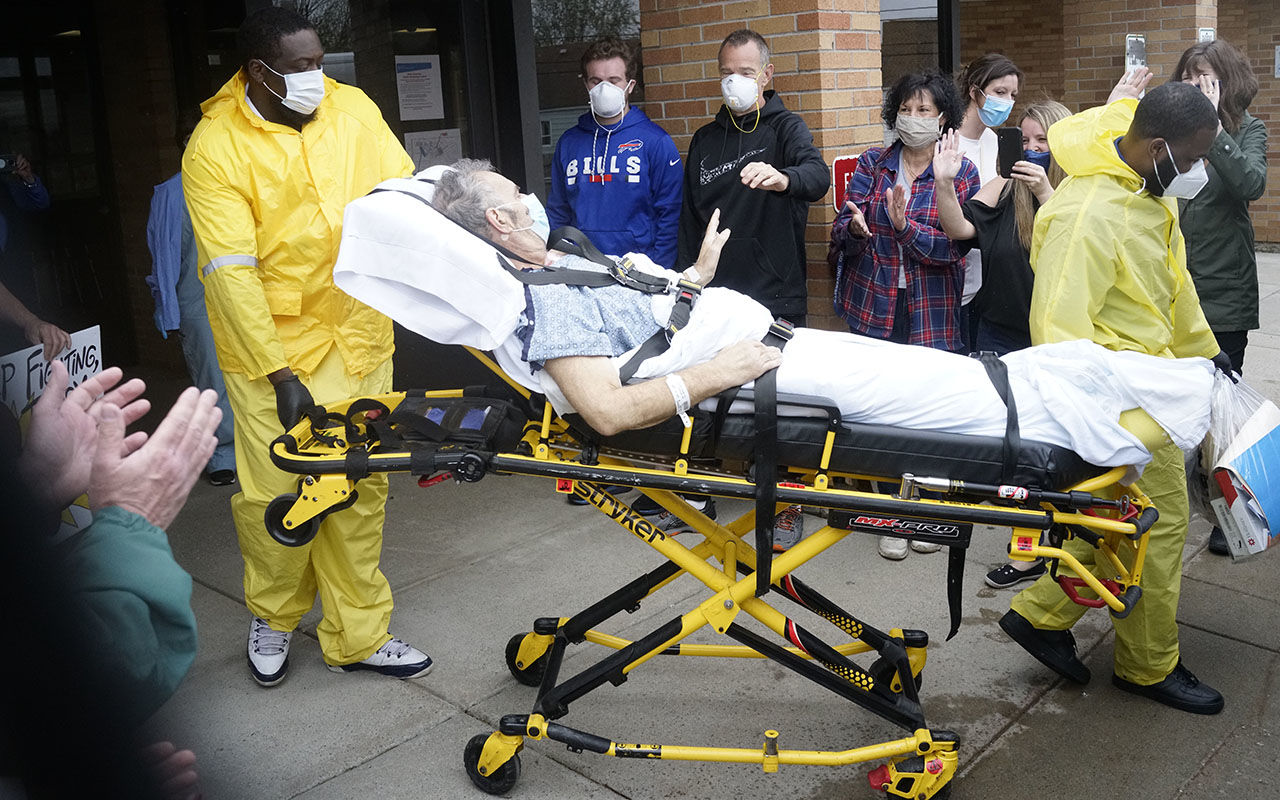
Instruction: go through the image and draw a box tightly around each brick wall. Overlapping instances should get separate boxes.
[1238,0,1280,243]
[1060,0,1215,112]
[639,0,882,330]
[882,18,938,92]
[958,1,1064,110]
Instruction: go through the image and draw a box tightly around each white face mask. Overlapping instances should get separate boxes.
[896,114,941,149]
[494,194,551,243]
[259,61,326,115]
[721,73,759,113]
[1157,141,1209,199]
[588,80,630,119]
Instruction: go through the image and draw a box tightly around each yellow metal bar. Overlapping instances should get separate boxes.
[1066,465,1129,494]
[581,628,875,659]
[605,731,927,767]
[818,429,835,471]
[1029,545,1128,612]
[463,347,531,398]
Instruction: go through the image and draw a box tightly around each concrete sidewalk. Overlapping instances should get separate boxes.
[147,253,1280,799]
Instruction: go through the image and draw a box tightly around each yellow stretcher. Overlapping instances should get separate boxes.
[266,349,1160,799]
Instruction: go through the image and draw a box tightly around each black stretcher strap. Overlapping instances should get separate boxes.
[753,319,795,597]
[974,351,1021,484]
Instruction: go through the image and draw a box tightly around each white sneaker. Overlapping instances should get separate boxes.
[910,539,942,554]
[328,637,433,679]
[878,536,909,560]
[248,616,293,687]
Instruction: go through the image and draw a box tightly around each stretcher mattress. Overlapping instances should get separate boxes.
[568,405,1102,490]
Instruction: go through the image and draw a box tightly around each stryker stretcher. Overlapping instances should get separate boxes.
[268,368,1159,799]
[261,167,1206,798]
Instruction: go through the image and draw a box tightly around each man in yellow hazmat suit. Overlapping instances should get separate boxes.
[182,7,427,686]
[999,79,1229,714]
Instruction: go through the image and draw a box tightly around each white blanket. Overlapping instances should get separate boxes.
[334,171,1214,473]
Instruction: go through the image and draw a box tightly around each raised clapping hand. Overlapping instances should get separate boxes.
[739,161,790,192]
[1108,66,1152,104]
[690,208,731,285]
[19,360,150,511]
[843,200,871,238]
[89,383,221,530]
[885,183,909,232]
[932,130,965,185]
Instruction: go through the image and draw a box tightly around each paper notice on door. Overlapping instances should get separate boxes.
[396,55,444,121]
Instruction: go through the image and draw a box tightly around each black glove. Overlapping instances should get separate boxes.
[1211,351,1238,383]
[274,375,315,430]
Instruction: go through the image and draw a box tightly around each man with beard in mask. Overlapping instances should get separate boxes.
[182,6,430,688]
[999,80,1230,715]
[548,36,682,269]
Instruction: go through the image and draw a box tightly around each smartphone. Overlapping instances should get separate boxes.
[996,127,1021,179]
[0,154,18,174]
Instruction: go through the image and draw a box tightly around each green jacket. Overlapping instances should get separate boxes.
[66,505,197,724]
[1179,112,1269,332]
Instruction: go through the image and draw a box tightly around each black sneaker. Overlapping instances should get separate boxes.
[1112,662,1224,715]
[1207,527,1230,556]
[985,558,1047,589]
[998,609,1091,684]
[206,469,237,486]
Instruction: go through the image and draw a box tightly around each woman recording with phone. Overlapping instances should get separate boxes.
[1171,39,1268,556]
[953,53,1023,348]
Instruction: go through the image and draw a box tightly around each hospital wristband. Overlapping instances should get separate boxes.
[683,266,701,284]
[665,373,692,428]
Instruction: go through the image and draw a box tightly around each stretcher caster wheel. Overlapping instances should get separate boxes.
[870,758,952,799]
[464,733,521,794]
[505,633,549,687]
[265,494,317,547]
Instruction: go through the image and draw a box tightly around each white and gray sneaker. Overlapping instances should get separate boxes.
[328,637,433,679]
[248,616,293,687]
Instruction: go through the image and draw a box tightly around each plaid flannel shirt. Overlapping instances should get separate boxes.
[831,143,979,351]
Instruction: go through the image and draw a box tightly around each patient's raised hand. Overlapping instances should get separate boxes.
[688,208,731,285]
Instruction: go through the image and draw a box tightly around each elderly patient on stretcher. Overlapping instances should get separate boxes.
[351,159,1217,475]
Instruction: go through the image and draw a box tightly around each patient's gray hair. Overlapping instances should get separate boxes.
[432,158,501,238]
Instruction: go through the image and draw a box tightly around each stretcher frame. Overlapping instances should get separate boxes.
[267,349,1159,799]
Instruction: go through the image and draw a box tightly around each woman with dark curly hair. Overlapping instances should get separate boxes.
[830,70,979,560]
[1172,39,1268,556]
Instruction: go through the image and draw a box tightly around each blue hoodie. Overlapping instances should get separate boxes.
[548,107,682,268]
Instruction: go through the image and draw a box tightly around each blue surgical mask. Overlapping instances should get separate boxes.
[978,94,1014,127]
[496,194,550,242]
[1024,149,1052,170]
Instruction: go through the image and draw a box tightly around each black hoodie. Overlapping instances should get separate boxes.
[677,90,829,320]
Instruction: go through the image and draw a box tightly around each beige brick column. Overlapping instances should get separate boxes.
[639,0,883,329]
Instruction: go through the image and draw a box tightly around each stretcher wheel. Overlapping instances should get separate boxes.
[464,733,521,795]
[265,488,359,547]
[265,494,317,547]
[505,633,549,687]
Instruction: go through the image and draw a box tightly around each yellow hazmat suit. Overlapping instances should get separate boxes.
[182,71,415,665]
[1012,98,1220,685]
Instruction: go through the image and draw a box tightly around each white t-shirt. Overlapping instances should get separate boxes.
[957,127,999,306]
